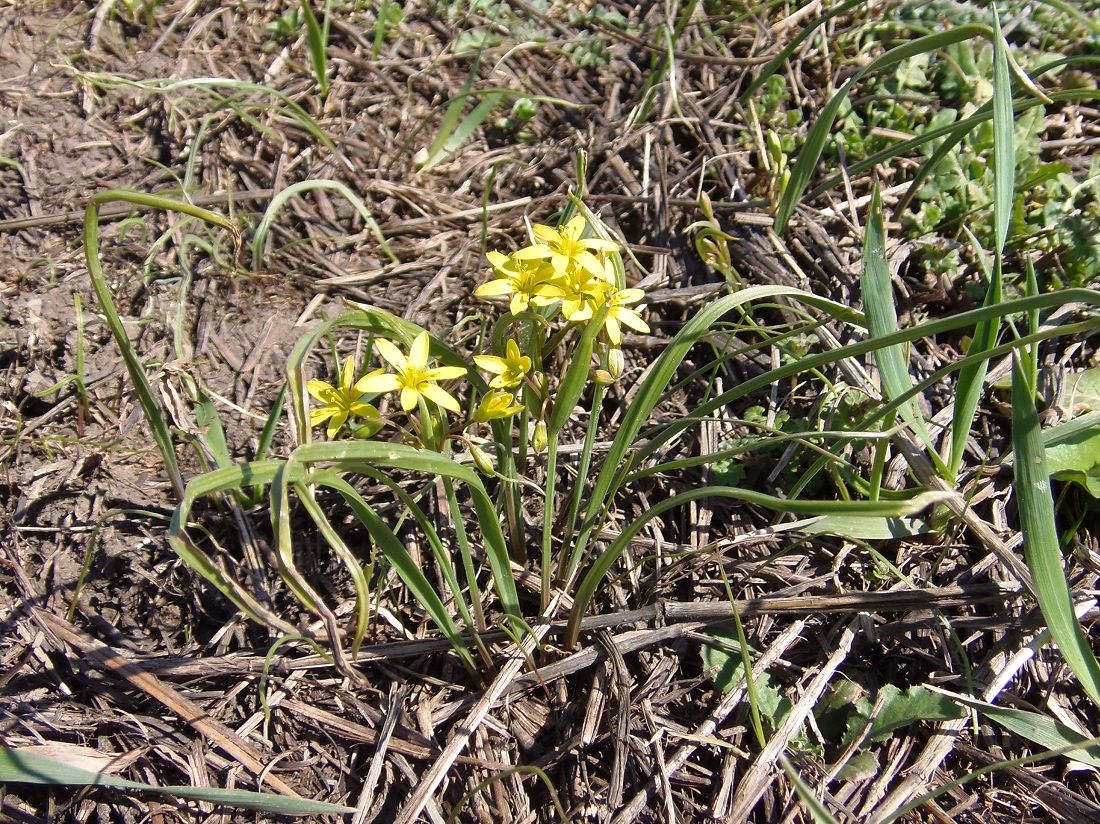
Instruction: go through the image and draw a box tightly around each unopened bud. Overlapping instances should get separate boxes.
[532,420,548,454]
[469,443,495,475]
[607,348,624,380]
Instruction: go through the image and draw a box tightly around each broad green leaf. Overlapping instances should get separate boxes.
[844,684,964,747]
[1044,421,1100,497]
[0,748,355,816]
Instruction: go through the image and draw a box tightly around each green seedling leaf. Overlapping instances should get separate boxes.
[420,91,505,173]
[1058,367,1100,413]
[843,685,964,748]
[252,179,395,269]
[780,755,842,824]
[1012,355,1100,706]
[1043,416,1100,497]
[701,630,789,731]
[299,1,329,100]
[797,514,931,539]
[0,748,355,816]
[860,185,938,460]
[933,688,1100,769]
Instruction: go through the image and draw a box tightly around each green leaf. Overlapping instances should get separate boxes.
[935,688,1100,769]
[853,685,965,744]
[701,630,789,730]
[0,748,355,816]
[860,185,937,459]
[1012,356,1100,706]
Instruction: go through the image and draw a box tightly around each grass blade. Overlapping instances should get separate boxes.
[1011,355,1100,706]
[420,91,505,173]
[0,748,355,815]
[860,185,938,461]
[251,179,395,269]
[774,24,991,232]
[299,0,329,100]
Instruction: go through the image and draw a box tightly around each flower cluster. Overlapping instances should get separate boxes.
[474,214,649,345]
[307,208,648,449]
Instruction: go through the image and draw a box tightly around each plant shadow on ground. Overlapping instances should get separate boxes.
[2,1,1100,822]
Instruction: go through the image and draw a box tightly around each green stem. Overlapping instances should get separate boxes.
[540,435,559,612]
[559,383,604,582]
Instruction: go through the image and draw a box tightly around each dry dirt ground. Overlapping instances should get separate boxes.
[2,1,1099,822]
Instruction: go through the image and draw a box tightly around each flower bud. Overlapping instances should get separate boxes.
[469,443,495,475]
[475,390,523,422]
[607,347,624,380]
[532,420,548,454]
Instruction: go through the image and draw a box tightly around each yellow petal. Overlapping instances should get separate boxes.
[618,308,650,333]
[512,244,552,260]
[326,410,348,439]
[409,331,430,370]
[475,278,513,297]
[486,250,511,269]
[400,386,420,411]
[474,354,507,374]
[310,406,337,426]
[428,365,468,381]
[604,315,622,345]
[562,215,586,240]
[419,382,461,412]
[531,223,559,244]
[374,337,406,371]
[582,237,620,252]
[356,372,401,393]
[339,357,357,389]
[307,379,337,402]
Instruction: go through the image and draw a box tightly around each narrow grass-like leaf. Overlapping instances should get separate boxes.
[860,185,937,460]
[565,284,864,583]
[420,91,505,173]
[565,487,947,646]
[0,748,355,815]
[419,55,482,172]
[949,17,1013,478]
[549,308,606,436]
[299,1,329,100]
[281,441,520,616]
[311,471,478,671]
[935,688,1100,768]
[85,190,239,500]
[251,179,395,269]
[774,25,991,232]
[1012,355,1100,705]
[780,755,840,824]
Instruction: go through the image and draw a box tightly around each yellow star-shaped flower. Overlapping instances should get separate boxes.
[473,251,562,315]
[599,287,649,345]
[307,357,383,439]
[357,331,468,413]
[512,214,619,278]
[474,390,524,422]
[473,338,532,389]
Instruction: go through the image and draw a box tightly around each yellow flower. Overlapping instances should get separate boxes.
[357,331,467,413]
[307,357,383,439]
[512,214,619,278]
[474,251,562,315]
[473,339,531,389]
[599,287,650,345]
[474,390,524,422]
[558,266,610,323]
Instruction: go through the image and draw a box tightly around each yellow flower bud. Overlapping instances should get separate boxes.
[475,390,523,422]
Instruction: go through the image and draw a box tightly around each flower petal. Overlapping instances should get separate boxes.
[582,237,620,252]
[474,354,507,374]
[512,243,552,260]
[409,331,430,370]
[419,382,461,413]
[604,315,622,345]
[339,357,356,389]
[618,307,650,333]
[428,365,468,381]
[374,337,407,370]
[356,372,402,394]
[310,406,337,426]
[531,223,559,244]
[615,288,645,305]
[486,250,511,269]
[562,215,586,240]
[307,380,337,402]
[326,410,348,439]
[475,278,514,297]
[400,386,420,411]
